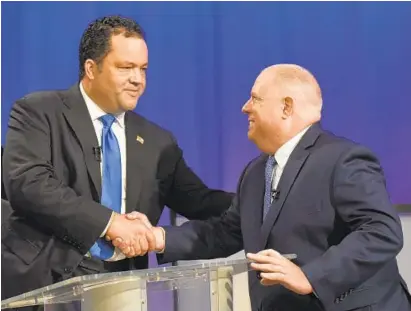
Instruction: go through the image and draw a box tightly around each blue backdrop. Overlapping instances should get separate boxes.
[2,0,411,245]
[2,2,411,308]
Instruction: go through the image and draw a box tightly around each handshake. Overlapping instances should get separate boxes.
[105,211,165,258]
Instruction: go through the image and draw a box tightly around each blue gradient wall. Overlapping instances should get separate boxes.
[2,2,410,216]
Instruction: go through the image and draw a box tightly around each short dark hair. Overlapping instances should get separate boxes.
[78,15,145,81]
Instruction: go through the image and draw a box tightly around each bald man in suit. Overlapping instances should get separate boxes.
[135,64,411,311]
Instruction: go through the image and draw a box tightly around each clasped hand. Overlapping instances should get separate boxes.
[105,212,164,258]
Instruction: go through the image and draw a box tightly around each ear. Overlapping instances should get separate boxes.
[281,96,294,119]
[84,59,98,80]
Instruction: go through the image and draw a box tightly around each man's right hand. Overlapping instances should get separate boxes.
[123,212,165,252]
[105,213,156,258]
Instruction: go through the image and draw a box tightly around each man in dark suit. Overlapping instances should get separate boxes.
[1,15,233,303]
[1,147,6,201]
[142,64,411,310]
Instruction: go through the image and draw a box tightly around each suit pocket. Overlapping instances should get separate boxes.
[1,220,47,265]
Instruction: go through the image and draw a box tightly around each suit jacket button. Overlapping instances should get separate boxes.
[64,267,73,274]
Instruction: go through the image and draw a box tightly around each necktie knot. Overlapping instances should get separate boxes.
[99,114,116,129]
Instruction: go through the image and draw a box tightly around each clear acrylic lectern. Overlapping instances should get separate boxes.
[1,258,251,311]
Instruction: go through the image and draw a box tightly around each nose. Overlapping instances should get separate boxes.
[242,98,251,114]
[129,68,144,84]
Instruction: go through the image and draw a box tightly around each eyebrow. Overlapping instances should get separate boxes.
[118,61,148,67]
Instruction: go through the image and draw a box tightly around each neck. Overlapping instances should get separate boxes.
[81,80,117,114]
[263,123,311,154]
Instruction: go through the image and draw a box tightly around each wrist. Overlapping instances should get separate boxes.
[106,212,120,238]
[154,227,165,252]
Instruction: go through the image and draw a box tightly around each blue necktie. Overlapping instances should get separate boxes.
[263,156,276,220]
[89,114,122,260]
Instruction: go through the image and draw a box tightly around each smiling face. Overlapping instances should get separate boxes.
[84,33,148,114]
[242,69,289,153]
[242,64,323,154]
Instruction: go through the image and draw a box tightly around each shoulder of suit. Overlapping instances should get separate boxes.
[314,128,376,160]
[15,89,67,111]
[125,110,175,140]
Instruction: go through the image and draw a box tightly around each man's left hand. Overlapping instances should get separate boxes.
[247,249,313,295]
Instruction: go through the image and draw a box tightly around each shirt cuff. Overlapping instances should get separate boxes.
[156,227,166,254]
[100,211,115,238]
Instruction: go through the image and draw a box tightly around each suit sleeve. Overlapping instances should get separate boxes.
[157,161,252,263]
[3,98,112,254]
[301,145,403,306]
[160,134,234,220]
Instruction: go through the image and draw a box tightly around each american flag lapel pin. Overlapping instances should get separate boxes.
[136,135,144,144]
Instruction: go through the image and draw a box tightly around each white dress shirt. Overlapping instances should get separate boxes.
[271,125,311,192]
[80,83,127,261]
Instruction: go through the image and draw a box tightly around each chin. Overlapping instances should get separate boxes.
[248,134,270,153]
[247,133,258,145]
[121,101,138,111]
[247,127,257,139]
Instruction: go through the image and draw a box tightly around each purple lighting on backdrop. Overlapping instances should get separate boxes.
[2,5,411,309]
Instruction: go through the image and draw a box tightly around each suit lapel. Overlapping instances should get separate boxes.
[124,112,149,213]
[260,124,322,249]
[61,85,102,199]
[242,156,267,253]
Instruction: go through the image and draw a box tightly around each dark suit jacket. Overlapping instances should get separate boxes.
[1,85,233,300]
[1,199,12,225]
[1,147,6,200]
[159,124,411,311]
